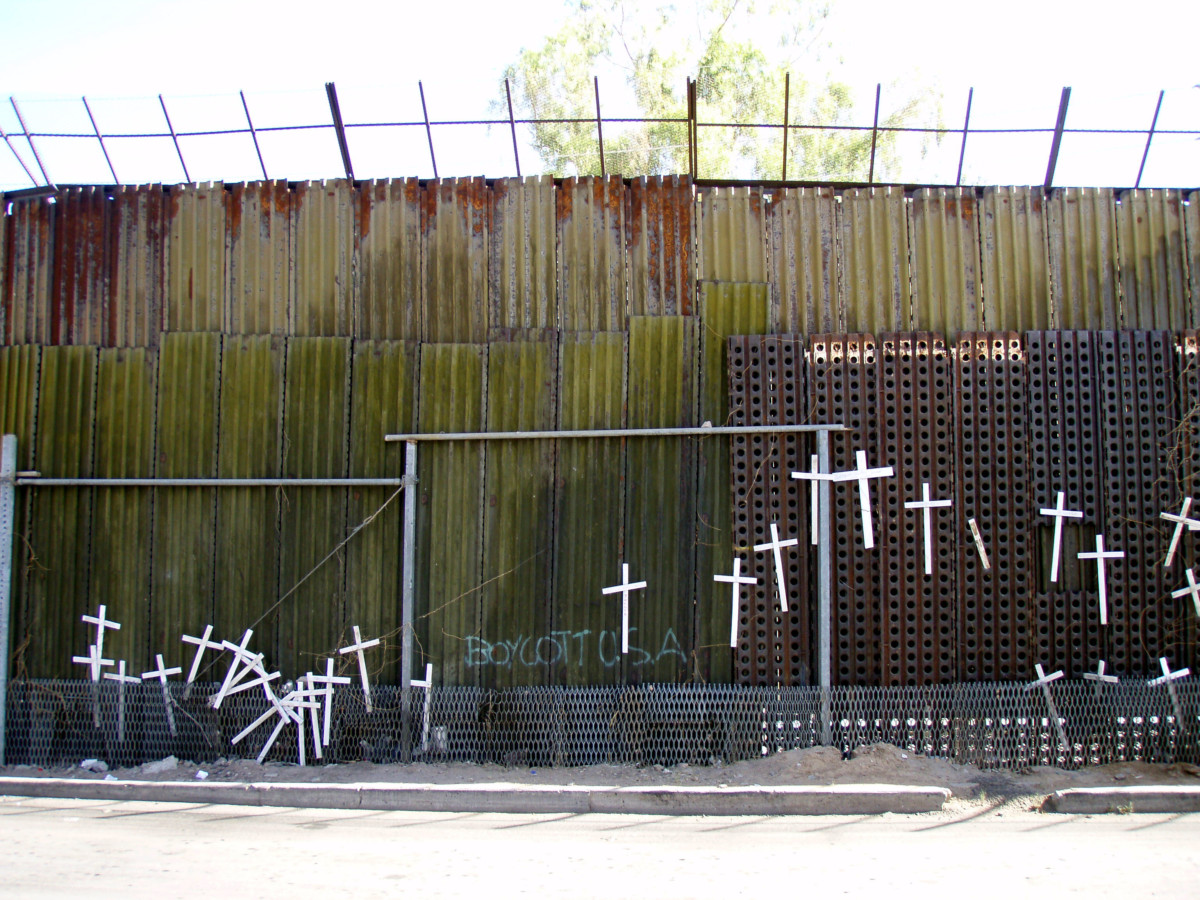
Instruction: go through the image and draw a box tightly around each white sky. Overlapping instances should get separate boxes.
[0,0,1196,189]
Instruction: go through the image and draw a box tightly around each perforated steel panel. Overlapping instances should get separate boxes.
[954,334,1031,682]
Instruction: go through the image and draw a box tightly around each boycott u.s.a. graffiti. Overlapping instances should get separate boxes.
[465,627,686,669]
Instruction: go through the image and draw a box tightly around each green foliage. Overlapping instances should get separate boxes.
[500,0,941,179]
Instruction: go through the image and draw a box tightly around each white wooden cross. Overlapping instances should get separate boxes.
[102,660,141,743]
[1025,663,1069,751]
[1161,498,1200,568]
[72,643,113,683]
[1082,659,1119,699]
[301,673,325,760]
[411,662,435,754]
[210,645,268,709]
[754,523,798,613]
[967,517,991,571]
[828,450,894,549]
[1078,534,1124,626]
[141,653,182,737]
[1148,657,1191,727]
[714,558,757,648]
[1039,492,1084,583]
[281,686,323,766]
[789,454,824,546]
[308,657,351,748]
[181,625,222,698]
[1171,567,1200,619]
[214,629,255,706]
[339,625,382,712]
[904,482,953,575]
[81,605,121,675]
[602,563,648,654]
[219,662,281,701]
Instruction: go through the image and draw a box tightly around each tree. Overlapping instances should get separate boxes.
[500,0,940,180]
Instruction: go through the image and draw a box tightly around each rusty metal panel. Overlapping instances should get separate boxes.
[51,186,110,345]
[1115,189,1192,330]
[696,186,767,282]
[805,334,881,685]
[697,284,770,684]
[910,188,982,338]
[165,183,227,333]
[877,333,956,686]
[90,347,157,673]
[356,179,421,341]
[1188,192,1200,326]
[422,178,489,342]
[1175,331,1200,656]
[837,188,911,335]
[552,332,626,686]
[278,337,351,677]
[3,196,54,345]
[346,339,419,686]
[107,186,165,348]
[479,334,558,689]
[980,187,1052,332]
[627,176,693,317]
[556,176,626,331]
[768,186,839,335]
[1097,331,1185,675]
[15,347,94,679]
[727,334,809,687]
[213,334,284,662]
[150,333,220,661]
[0,344,40,469]
[624,316,697,683]
[226,181,291,336]
[1048,188,1119,330]
[953,333,1032,682]
[0,192,6,340]
[291,180,354,336]
[489,177,556,331]
[415,343,487,687]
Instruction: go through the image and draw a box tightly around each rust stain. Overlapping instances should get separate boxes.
[227,183,242,235]
[557,177,574,221]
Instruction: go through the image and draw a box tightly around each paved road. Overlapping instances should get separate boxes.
[2,795,1197,897]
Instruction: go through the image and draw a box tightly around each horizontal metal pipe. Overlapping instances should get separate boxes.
[14,477,409,488]
[385,424,844,442]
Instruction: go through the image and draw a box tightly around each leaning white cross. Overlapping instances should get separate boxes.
[308,657,352,748]
[141,653,182,737]
[81,605,121,678]
[339,625,382,713]
[789,454,823,546]
[1148,657,1191,729]
[1161,498,1200,568]
[828,450,894,550]
[181,625,222,699]
[967,517,992,571]
[71,644,113,727]
[1082,659,1119,700]
[411,662,436,754]
[904,482,953,575]
[713,558,757,648]
[1039,492,1084,583]
[102,660,141,743]
[1171,567,1200,619]
[1078,534,1124,626]
[602,563,648,654]
[214,629,255,707]
[754,523,798,613]
[210,645,268,709]
[281,686,324,766]
[1025,663,1069,751]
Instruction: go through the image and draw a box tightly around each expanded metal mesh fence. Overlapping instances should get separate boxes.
[5,679,1198,772]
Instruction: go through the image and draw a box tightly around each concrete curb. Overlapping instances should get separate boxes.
[1046,785,1200,814]
[0,777,950,816]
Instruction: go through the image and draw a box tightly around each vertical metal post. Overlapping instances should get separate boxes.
[955,87,974,186]
[325,81,355,182]
[419,81,438,179]
[816,429,832,746]
[400,440,418,759]
[867,84,881,185]
[1044,86,1071,190]
[594,76,606,177]
[505,78,521,178]
[1135,89,1165,189]
[240,91,268,181]
[0,435,16,766]
[781,73,791,181]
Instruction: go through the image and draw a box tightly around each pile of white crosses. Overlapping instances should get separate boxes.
[73,612,435,766]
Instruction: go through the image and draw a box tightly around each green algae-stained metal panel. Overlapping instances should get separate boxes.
[17,347,94,678]
[624,315,698,683]
[1188,191,1200,326]
[910,188,982,339]
[227,180,291,336]
[278,337,350,677]
[489,177,556,331]
[415,343,486,687]
[839,187,911,335]
[90,347,157,673]
[557,176,626,331]
[479,334,558,689]
[768,187,839,334]
[292,180,355,336]
[1048,187,1119,330]
[553,332,627,685]
[214,334,284,664]
[697,186,767,283]
[52,186,110,346]
[980,187,1052,332]
[696,284,770,683]
[422,177,489,342]
[108,186,165,349]
[166,183,227,333]
[357,179,421,341]
[1116,189,1192,330]
[345,339,419,686]
[4,196,54,345]
[150,333,220,658]
[627,176,693,317]
[0,345,41,470]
